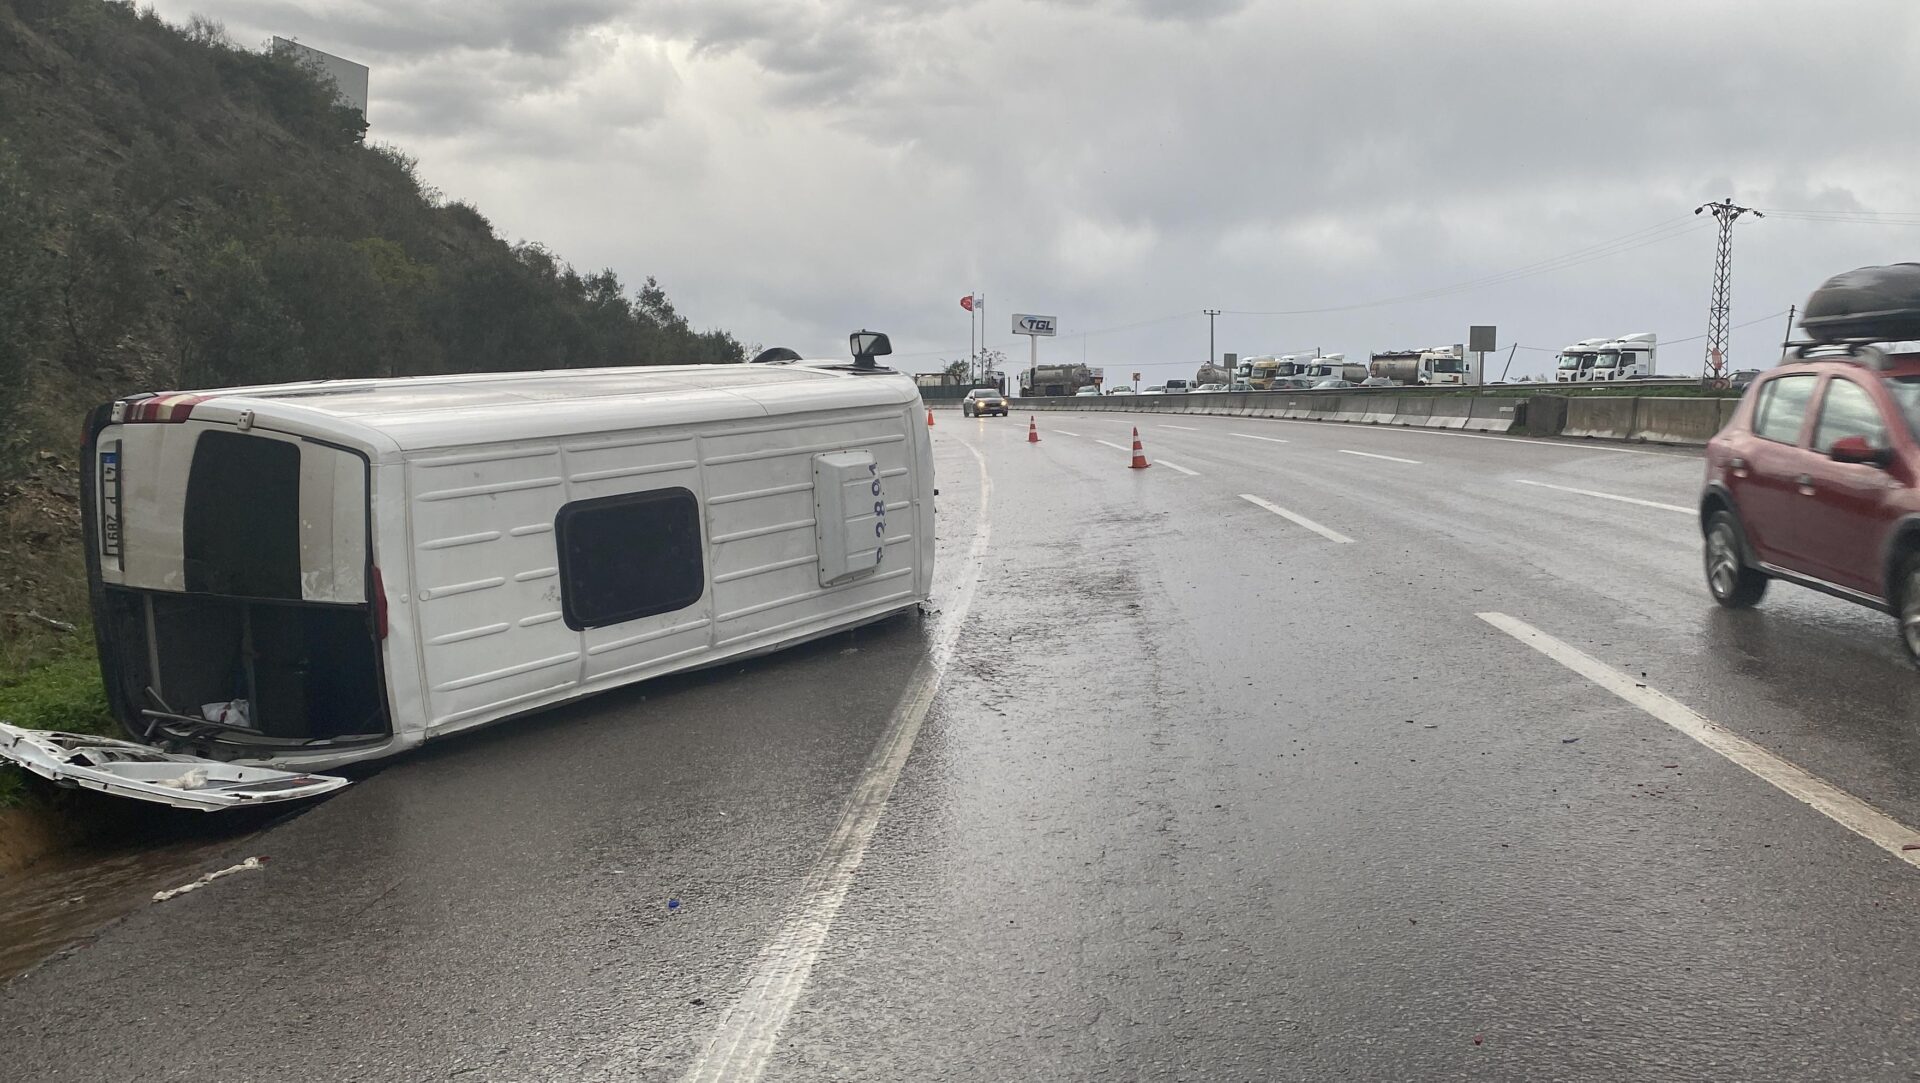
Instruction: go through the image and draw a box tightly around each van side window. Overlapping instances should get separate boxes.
[555,488,704,630]
[183,431,301,599]
[1752,374,1817,445]
[1812,378,1887,453]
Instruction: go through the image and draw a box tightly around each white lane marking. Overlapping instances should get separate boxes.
[1337,449,1422,465]
[1094,439,1131,452]
[1513,478,1690,514]
[1053,430,1080,437]
[683,441,994,1083]
[1161,424,1198,431]
[1156,458,1199,476]
[1478,612,1920,872]
[1230,432,1289,444]
[1238,494,1354,544]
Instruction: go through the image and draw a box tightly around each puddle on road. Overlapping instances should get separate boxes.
[0,798,270,983]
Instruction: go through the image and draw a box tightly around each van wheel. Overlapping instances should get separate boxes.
[1704,510,1767,608]
[1896,554,1920,669]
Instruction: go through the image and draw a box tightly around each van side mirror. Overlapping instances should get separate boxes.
[1830,435,1892,467]
[849,330,892,367]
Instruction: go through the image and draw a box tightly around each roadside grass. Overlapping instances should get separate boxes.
[0,645,114,809]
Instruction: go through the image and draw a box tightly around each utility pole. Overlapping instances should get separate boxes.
[1204,309,1221,367]
[1695,197,1762,382]
[1781,303,1797,347]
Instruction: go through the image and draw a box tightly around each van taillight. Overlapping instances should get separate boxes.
[121,394,208,423]
[371,566,389,640]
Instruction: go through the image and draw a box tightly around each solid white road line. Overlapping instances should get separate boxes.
[1338,449,1422,465]
[1238,494,1355,544]
[1478,611,1920,872]
[1053,430,1080,437]
[1161,424,1198,431]
[682,441,994,1083]
[1094,439,1130,452]
[1230,432,1290,444]
[1513,478,1690,514]
[1156,459,1200,476]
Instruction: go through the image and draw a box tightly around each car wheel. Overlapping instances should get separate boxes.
[1704,510,1767,608]
[1896,553,1920,669]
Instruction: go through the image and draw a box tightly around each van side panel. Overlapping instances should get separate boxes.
[405,444,582,730]
[701,410,919,649]
[399,404,929,739]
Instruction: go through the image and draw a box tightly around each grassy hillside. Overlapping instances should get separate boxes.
[0,0,745,681]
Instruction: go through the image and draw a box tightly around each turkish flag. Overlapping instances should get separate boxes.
[960,295,974,312]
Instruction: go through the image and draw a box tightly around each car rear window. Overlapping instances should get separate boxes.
[1752,374,1817,444]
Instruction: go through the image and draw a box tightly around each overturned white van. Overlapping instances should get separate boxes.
[2,336,934,809]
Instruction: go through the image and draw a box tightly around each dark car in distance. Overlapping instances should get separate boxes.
[961,388,1008,417]
[1701,344,1920,663]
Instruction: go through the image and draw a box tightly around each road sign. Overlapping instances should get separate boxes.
[1012,314,1058,337]
[1469,325,1497,353]
[1132,371,1141,383]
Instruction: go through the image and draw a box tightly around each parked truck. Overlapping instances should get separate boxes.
[1590,333,1657,380]
[1553,338,1609,382]
[1194,361,1235,387]
[1299,354,1368,385]
[1368,344,1471,386]
[1020,363,1097,397]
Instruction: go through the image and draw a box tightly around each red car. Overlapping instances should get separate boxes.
[1701,345,1920,662]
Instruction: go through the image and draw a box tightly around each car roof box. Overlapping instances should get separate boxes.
[1801,263,1920,343]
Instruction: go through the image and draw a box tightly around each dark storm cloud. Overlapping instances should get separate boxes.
[158,0,1920,376]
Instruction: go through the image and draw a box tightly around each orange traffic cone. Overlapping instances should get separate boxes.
[1128,427,1150,469]
[926,408,935,427]
[1027,416,1041,444]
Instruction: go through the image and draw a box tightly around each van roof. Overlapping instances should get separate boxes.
[127,363,921,453]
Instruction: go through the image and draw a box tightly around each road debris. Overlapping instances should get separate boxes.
[152,856,267,903]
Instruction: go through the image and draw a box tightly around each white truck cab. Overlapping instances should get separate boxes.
[1589,332,1657,380]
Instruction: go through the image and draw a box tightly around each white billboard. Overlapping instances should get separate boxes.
[272,37,369,119]
[1011,314,1058,337]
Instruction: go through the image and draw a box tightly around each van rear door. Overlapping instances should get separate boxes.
[0,724,349,811]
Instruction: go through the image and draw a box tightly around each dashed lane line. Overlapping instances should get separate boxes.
[1160,424,1198,431]
[1513,478,1690,514]
[1053,430,1080,437]
[1238,494,1354,544]
[1478,611,1920,872]
[1338,449,1422,465]
[1230,433,1290,444]
[1093,439,1130,452]
[1156,459,1200,476]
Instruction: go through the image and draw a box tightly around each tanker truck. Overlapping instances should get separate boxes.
[1369,344,1472,385]
[1020,363,1098,397]
[1299,354,1368,385]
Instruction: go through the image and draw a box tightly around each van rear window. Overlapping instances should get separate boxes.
[183,432,301,599]
[555,488,704,629]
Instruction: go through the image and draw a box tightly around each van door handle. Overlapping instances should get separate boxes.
[1728,456,1749,477]
[1796,474,1816,494]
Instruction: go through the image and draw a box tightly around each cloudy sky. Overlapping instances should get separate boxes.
[161,0,1920,381]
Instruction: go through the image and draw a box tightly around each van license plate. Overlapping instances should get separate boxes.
[100,444,121,559]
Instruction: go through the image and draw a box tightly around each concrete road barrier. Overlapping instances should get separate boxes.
[1426,397,1473,429]
[1564,396,1636,440]
[1634,397,1724,444]
[1391,397,1433,426]
[1361,396,1401,424]
[1466,397,1519,433]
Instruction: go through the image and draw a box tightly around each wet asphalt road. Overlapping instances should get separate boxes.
[9,409,1920,1080]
